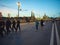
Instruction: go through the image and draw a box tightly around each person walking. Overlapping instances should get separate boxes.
[40,19,44,30]
[1,20,6,35]
[0,20,4,37]
[12,19,16,32]
[41,19,44,27]
[16,19,20,32]
[35,20,39,31]
[5,18,11,34]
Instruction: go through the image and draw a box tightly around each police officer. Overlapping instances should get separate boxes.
[0,20,3,37]
[12,19,16,32]
[6,18,11,34]
[16,19,20,32]
[0,20,5,37]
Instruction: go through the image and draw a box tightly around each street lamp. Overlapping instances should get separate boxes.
[17,2,21,30]
[17,2,20,17]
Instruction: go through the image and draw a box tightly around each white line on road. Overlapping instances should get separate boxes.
[50,23,54,45]
[55,22,60,45]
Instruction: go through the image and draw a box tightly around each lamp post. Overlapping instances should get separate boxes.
[16,2,21,31]
[17,2,20,17]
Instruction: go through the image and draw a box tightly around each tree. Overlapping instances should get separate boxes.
[31,11,35,21]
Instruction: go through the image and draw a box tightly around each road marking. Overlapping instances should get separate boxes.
[55,22,60,45]
[50,23,54,45]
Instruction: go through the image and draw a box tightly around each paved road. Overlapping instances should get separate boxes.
[56,21,60,38]
[0,21,60,45]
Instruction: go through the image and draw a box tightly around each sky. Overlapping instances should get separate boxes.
[0,0,60,18]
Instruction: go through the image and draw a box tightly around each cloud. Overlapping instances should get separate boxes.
[0,7,31,17]
[0,7,17,17]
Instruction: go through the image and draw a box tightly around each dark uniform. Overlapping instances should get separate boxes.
[6,19,11,34]
[16,20,20,31]
[12,19,16,32]
[0,20,5,37]
[41,19,44,27]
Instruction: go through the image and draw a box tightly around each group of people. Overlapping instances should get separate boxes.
[35,19,44,31]
[0,18,20,37]
[0,18,45,37]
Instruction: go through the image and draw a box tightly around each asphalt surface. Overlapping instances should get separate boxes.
[0,21,60,45]
[56,20,60,38]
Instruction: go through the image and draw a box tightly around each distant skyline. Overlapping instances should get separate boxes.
[0,0,60,18]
